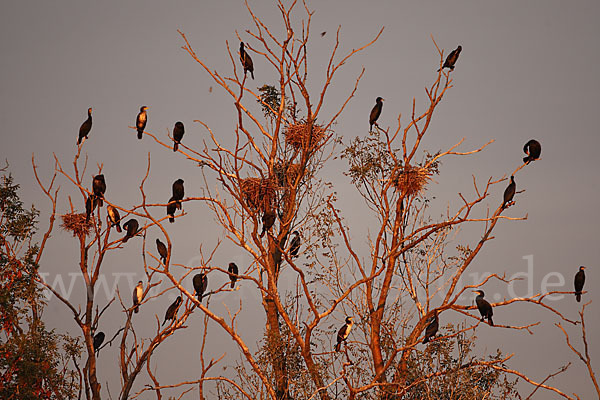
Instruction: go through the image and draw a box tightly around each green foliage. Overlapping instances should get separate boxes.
[0,173,80,399]
[402,325,518,399]
[257,84,296,121]
[342,131,395,185]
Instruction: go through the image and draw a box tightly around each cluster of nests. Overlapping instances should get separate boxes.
[61,212,93,238]
[391,164,432,197]
[240,162,302,212]
[239,121,324,212]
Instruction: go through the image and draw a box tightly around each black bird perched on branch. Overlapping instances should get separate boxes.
[193,273,208,302]
[289,231,301,258]
[162,296,182,326]
[335,316,354,352]
[228,262,239,288]
[156,238,168,264]
[239,42,254,80]
[136,106,148,139]
[92,174,106,207]
[574,266,586,302]
[78,108,93,145]
[166,197,177,223]
[261,210,276,237]
[473,290,494,326]
[173,121,185,152]
[107,205,121,233]
[369,97,384,132]
[93,331,105,353]
[122,219,139,243]
[133,281,143,314]
[85,195,98,222]
[422,311,439,344]
[438,45,462,71]
[523,139,541,165]
[502,176,516,209]
[172,179,185,210]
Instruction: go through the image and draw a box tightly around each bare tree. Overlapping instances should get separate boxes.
[27,1,596,399]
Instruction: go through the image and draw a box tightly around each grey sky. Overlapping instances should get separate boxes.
[1,0,599,398]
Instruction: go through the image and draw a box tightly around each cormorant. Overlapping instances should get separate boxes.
[574,266,586,302]
[156,238,168,264]
[167,196,177,223]
[78,108,92,145]
[107,205,122,233]
[369,97,384,132]
[172,179,185,210]
[228,262,239,288]
[122,219,139,243]
[93,331,105,353]
[173,121,185,152]
[289,231,301,258]
[438,45,462,71]
[422,311,439,344]
[136,106,148,139]
[239,42,254,80]
[473,290,494,326]
[523,139,542,165]
[260,210,276,237]
[193,273,208,302]
[502,176,516,209]
[92,174,106,207]
[335,316,354,352]
[85,195,97,223]
[162,296,182,326]
[133,281,143,314]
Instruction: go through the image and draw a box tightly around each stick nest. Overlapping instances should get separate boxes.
[61,212,92,238]
[284,122,326,150]
[274,162,302,187]
[240,178,276,212]
[392,165,432,197]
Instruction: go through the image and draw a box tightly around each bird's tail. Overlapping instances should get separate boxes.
[169,216,174,223]
[251,70,254,80]
[97,197,103,208]
[78,136,83,145]
[423,336,429,344]
[162,319,166,326]
[173,142,178,152]
[134,305,138,313]
[488,316,494,326]
[576,292,582,302]
[523,156,530,164]
[260,227,266,237]
[123,235,130,243]
[137,130,143,140]
[335,342,341,352]
[115,224,122,233]
[230,280,235,289]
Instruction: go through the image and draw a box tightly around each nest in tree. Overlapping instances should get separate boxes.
[284,122,326,151]
[240,177,276,211]
[274,162,302,187]
[392,165,431,197]
[61,212,92,238]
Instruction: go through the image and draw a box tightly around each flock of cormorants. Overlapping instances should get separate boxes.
[78,43,586,354]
